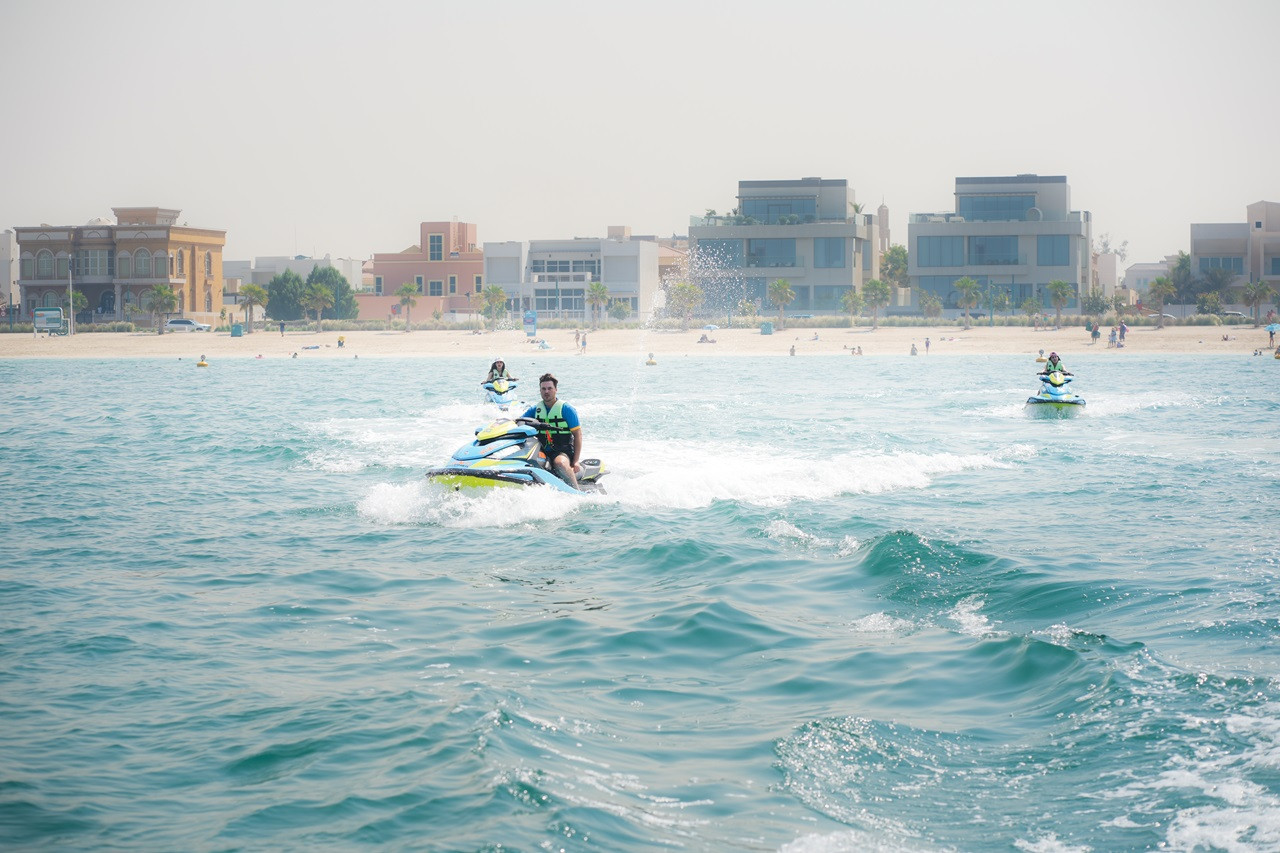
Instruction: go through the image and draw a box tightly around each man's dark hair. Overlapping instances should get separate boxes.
[539,373,558,387]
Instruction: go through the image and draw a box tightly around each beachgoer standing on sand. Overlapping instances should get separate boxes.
[925,337,931,354]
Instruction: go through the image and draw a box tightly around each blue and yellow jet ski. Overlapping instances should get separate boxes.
[481,378,520,411]
[425,417,606,494]
[1026,370,1085,414]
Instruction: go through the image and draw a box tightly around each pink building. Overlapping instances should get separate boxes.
[358,220,484,322]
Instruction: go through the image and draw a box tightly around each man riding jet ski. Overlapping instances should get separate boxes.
[427,372,605,493]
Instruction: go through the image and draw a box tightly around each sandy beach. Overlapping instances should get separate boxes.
[0,322,1273,361]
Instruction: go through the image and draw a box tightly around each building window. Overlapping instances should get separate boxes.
[916,236,964,267]
[534,287,584,312]
[415,275,424,294]
[1037,235,1069,266]
[36,249,54,278]
[428,280,443,296]
[694,239,743,269]
[20,255,34,279]
[448,275,457,295]
[177,251,185,276]
[155,252,168,278]
[374,275,383,295]
[1271,258,1280,276]
[741,197,817,224]
[968,236,1019,266]
[745,238,796,268]
[1198,256,1244,274]
[204,252,212,276]
[429,234,443,261]
[135,249,152,278]
[957,194,1036,222]
[813,237,845,269]
[474,275,482,292]
[73,249,113,277]
[118,253,131,279]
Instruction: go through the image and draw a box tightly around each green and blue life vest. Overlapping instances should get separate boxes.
[534,400,576,450]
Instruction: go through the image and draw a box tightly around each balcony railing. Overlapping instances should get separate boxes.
[690,215,850,228]
[910,210,1087,224]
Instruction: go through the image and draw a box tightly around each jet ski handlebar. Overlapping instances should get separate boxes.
[515,417,550,430]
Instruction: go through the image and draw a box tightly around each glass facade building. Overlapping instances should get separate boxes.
[906,175,1091,315]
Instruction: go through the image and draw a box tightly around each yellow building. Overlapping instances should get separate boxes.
[15,207,226,326]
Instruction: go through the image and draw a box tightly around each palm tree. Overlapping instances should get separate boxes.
[1241,280,1276,326]
[954,277,981,329]
[145,283,177,335]
[483,285,508,328]
[768,279,795,329]
[239,283,268,333]
[1201,266,1239,306]
[1045,280,1076,328]
[1148,276,1178,329]
[1020,297,1040,323]
[665,282,704,330]
[840,288,864,326]
[303,281,334,333]
[396,283,418,332]
[862,279,892,329]
[920,291,943,320]
[1169,251,1197,304]
[586,281,610,329]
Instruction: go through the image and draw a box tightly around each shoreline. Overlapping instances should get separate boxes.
[0,324,1274,361]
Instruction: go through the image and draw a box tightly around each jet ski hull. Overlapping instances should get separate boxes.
[425,418,606,495]
[1026,370,1085,415]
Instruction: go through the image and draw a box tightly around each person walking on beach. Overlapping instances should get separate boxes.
[1119,321,1128,343]
[924,337,931,354]
[279,320,285,337]
[521,373,582,490]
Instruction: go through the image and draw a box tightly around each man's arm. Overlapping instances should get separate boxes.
[570,426,582,470]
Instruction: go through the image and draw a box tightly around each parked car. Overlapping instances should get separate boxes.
[1147,312,1178,320]
[1220,311,1248,319]
[165,318,211,332]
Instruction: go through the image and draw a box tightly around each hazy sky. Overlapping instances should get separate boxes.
[4,0,1277,267]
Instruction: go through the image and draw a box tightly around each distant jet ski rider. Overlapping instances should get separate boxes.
[1040,352,1071,375]
[483,359,516,384]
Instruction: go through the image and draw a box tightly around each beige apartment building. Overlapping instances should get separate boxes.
[15,207,226,326]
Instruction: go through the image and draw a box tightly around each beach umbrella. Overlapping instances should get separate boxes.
[703,324,719,331]
[1265,323,1280,333]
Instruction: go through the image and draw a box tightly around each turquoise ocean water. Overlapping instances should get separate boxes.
[2,349,1279,851]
